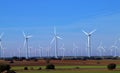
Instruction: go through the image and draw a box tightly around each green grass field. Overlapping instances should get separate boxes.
[11,66,120,73]
[11,65,120,70]
[17,70,120,73]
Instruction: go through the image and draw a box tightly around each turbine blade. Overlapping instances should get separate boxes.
[57,36,62,39]
[82,30,88,35]
[112,45,118,49]
[50,37,55,45]
[89,29,96,34]
[102,47,105,52]
[23,40,26,48]
[54,26,56,35]
[23,31,26,37]
[27,35,32,38]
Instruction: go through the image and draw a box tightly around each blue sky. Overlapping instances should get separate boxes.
[0,0,120,57]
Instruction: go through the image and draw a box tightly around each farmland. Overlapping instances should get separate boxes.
[13,65,120,73]
[1,59,120,73]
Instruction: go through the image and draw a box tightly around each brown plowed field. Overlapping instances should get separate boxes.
[0,60,120,66]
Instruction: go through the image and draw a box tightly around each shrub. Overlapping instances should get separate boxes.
[107,63,116,70]
[38,67,42,70]
[75,67,80,69]
[0,64,11,72]
[46,64,55,69]
[24,67,28,70]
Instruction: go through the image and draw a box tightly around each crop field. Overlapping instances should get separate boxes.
[1,59,120,73]
[16,70,120,73]
[11,65,120,70]
[12,65,120,73]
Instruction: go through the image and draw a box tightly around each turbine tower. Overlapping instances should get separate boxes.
[50,27,62,58]
[82,29,96,57]
[0,33,4,58]
[23,32,32,59]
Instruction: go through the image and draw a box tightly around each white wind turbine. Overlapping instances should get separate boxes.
[73,43,78,58]
[97,42,106,57]
[0,33,4,58]
[46,47,50,57]
[38,46,42,58]
[23,32,32,59]
[97,42,102,56]
[111,46,118,57]
[82,29,96,57]
[50,27,62,58]
[34,47,38,57]
[1,47,5,59]
[0,46,6,59]
[18,48,22,59]
[60,44,65,59]
[110,40,118,57]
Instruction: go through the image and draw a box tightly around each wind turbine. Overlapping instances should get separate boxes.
[60,43,65,59]
[73,43,78,58]
[18,48,22,59]
[0,33,4,58]
[29,47,32,58]
[23,32,32,59]
[82,29,96,57]
[46,47,50,58]
[97,42,102,56]
[38,46,42,58]
[34,47,38,57]
[110,39,118,57]
[50,27,62,58]
[111,46,118,57]
[97,42,106,57]
[1,47,5,59]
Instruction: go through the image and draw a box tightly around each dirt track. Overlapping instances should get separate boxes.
[0,59,120,66]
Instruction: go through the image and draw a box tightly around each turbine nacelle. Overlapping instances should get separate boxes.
[97,42,105,51]
[50,36,62,45]
[26,36,32,39]
[23,32,32,39]
[82,29,96,36]
[50,27,62,45]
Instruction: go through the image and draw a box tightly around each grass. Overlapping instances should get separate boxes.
[11,65,120,73]
[11,65,120,70]
[16,70,120,73]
